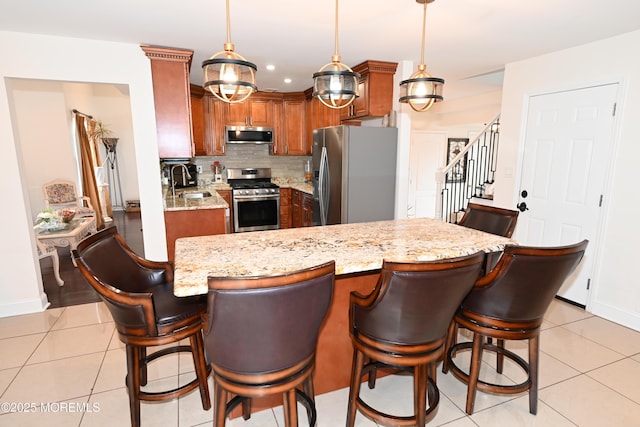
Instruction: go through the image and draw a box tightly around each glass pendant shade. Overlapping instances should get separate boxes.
[399,64,444,112]
[202,0,257,104]
[399,0,444,112]
[202,45,257,103]
[312,0,359,109]
[313,57,360,109]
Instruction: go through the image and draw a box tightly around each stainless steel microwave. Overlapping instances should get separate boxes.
[225,126,274,145]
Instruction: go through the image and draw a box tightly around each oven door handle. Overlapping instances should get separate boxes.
[232,194,279,201]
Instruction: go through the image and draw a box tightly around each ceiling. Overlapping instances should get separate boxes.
[2,0,640,100]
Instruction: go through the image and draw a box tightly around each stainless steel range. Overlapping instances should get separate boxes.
[227,167,280,233]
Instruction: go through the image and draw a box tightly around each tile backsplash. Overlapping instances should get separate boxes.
[192,144,309,185]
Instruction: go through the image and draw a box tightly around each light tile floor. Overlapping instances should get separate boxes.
[1,299,640,426]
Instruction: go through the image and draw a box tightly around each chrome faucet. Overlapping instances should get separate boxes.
[170,164,192,197]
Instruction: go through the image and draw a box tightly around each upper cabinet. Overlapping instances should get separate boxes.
[191,84,206,156]
[272,93,307,156]
[204,94,226,155]
[305,88,340,146]
[141,45,194,159]
[224,94,274,127]
[339,60,398,121]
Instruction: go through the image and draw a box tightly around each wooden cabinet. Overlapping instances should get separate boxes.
[191,84,206,156]
[272,93,307,155]
[292,190,302,228]
[301,191,314,227]
[164,208,228,261]
[339,60,398,121]
[224,95,274,127]
[279,188,292,229]
[217,189,233,227]
[292,189,314,228]
[141,45,194,159]
[305,88,341,150]
[204,95,226,155]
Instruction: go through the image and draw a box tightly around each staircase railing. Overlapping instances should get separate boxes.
[436,113,500,223]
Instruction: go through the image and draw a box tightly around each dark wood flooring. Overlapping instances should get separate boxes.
[39,210,144,308]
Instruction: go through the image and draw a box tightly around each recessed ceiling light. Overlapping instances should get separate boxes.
[284,78,292,84]
[266,64,276,71]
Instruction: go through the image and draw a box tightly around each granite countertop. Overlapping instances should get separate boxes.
[163,184,231,211]
[272,178,313,194]
[164,180,311,212]
[173,217,516,297]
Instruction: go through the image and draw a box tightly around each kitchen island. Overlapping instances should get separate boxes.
[163,184,231,261]
[173,217,515,408]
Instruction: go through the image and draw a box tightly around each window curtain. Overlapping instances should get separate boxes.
[76,116,106,230]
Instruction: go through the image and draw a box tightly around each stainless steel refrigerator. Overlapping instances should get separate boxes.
[312,125,398,226]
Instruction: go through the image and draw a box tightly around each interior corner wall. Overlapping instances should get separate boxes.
[0,31,165,317]
[497,29,640,330]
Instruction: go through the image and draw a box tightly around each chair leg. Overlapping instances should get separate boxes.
[189,331,212,410]
[529,335,539,415]
[496,339,505,374]
[302,375,315,422]
[429,362,437,386]
[414,364,427,426]
[49,252,64,286]
[242,398,252,420]
[213,381,227,427]
[125,345,141,427]
[465,333,485,415]
[139,347,147,386]
[365,356,378,389]
[282,388,299,427]
[442,320,458,374]
[346,349,365,427]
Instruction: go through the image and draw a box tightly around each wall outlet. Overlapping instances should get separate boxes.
[196,165,203,173]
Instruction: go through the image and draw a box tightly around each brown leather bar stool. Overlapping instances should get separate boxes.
[346,253,485,427]
[458,202,519,238]
[458,202,519,272]
[205,261,335,427]
[443,240,588,415]
[72,226,211,427]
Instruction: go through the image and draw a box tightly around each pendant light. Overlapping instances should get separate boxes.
[312,0,360,109]
[399,0,444,112]
[202,0,257,103]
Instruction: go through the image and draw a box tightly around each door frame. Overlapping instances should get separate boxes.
[515,80,623,311]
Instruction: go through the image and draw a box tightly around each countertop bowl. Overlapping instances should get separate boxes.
[60,210,76,223]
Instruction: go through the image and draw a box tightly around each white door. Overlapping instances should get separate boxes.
[408,132,446,218]
[518,84,618,306]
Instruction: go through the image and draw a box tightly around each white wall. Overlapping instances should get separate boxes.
[0,31,166,317]
[497,29,640,330]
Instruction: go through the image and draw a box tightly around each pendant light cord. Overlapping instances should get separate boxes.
[225,0,232,44]
[334,0,340,57]
[420,1,427,66]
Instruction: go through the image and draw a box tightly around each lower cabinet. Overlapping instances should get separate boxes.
[280,188,292,229]
[164,208,229,261]
[301,192,314,227]
[217,189,233,228]
[292,189,314,228]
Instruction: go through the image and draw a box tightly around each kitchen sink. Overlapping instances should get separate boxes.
[179,191,212,199]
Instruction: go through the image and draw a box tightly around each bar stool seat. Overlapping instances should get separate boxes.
[205,261,335,427]
[72,226,211,427]
[443,240,588,415]
[347,253,485,427]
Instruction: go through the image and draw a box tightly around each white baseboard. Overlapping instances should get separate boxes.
[590,299,640,332]
[0,292,50,318]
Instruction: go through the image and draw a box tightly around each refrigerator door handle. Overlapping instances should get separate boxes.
[319,146,330,226]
